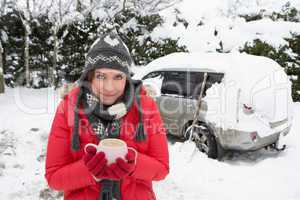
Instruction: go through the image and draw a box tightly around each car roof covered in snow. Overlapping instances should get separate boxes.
[134,52,283,81]
[133,52,291,109]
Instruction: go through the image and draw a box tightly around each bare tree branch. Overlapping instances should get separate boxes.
[123,0,127,11]
[0,0,7,15]
[132,0,181,13]
[0,40,5,93]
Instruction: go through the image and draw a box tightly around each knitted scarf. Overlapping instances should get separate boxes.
[71,79,146,200]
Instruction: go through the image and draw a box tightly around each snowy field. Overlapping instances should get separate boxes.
[0,87,299,200]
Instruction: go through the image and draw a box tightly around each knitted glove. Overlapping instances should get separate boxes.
[83,146,108,181]
[105,148,136,180]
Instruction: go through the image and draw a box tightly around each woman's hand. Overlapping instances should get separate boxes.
[83,146,108,181]
[105,149,137,180]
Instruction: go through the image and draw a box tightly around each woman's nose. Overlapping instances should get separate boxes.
[103,79,115,92]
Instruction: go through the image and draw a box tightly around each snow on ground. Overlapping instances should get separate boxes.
[158,115,300,200]
[0,87,300,200]
[0,88,61,199]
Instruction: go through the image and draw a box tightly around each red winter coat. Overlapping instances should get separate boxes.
[45,86,169,200]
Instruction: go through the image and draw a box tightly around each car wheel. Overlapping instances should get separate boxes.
[184,123,218,159]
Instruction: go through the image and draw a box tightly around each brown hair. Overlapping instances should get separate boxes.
[87,69,95,82]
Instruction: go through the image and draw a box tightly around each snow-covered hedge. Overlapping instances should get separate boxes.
[0,8,186,88]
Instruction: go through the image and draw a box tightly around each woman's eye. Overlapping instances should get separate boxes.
[115,75,124,80]
[95,74,105,80]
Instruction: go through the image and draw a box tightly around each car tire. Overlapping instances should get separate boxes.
[184,123,218,159]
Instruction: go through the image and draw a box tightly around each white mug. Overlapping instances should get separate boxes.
[84,138,137,165]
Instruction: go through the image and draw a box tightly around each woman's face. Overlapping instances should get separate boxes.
[90,68,127,106]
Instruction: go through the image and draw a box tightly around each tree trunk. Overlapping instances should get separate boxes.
[0,0,7,15]
[76,0,82,12]
[1,0,7,93]
[24,0,30,87]
[51,26,58,87]
[25,25,30,87]
[0,41,5,93]
[59,0,62,21]
[122,0,127,10]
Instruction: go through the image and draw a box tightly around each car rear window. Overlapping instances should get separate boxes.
[161,71,224,99]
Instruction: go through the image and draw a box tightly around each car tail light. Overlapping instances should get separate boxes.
[243,104,254,114]
[250,131,258,142]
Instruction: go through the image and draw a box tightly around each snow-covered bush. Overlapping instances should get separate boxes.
[239,2,300,22]
[270,2,300,22]
[0,7,187,87]
[30,70,49,89]
[114,10,188,65]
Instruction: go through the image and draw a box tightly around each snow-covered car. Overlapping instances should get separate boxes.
[134,52,293,159]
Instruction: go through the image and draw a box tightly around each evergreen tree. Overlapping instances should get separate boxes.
[57,14,101,83]
[0,9,25,87]
[29,15,53,88]
[285,34,300,101]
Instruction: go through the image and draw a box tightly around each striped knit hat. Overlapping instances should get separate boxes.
[79,31,133,82]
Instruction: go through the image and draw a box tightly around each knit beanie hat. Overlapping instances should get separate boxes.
[79,32,133,82]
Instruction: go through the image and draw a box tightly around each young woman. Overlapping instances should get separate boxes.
[44,32,169,200]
